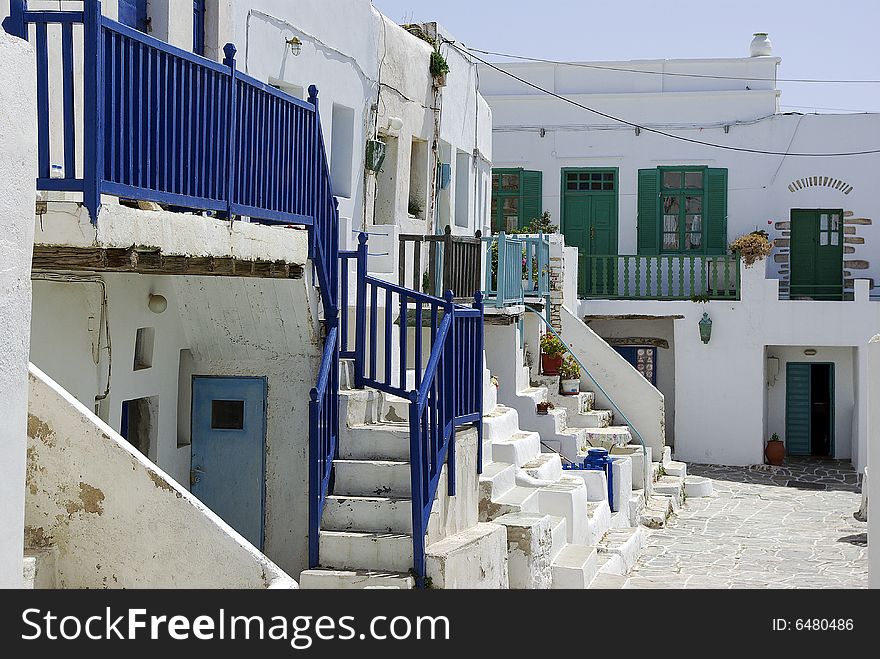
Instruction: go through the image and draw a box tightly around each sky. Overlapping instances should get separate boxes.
[371,0,880,114]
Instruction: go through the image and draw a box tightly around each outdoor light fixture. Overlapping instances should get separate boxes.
[148,294,168,314]
[804,348,818,356]
[699,312,713,344]
[286,36,302,56]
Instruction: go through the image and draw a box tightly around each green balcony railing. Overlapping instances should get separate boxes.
[580,254,740,301]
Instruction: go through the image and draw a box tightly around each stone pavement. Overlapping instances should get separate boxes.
[627,458,867,589]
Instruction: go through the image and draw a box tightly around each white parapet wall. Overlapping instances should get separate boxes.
[25,364,297,589]
[559,305,666,459]
[869,335,880,589]
[0,29,36,589]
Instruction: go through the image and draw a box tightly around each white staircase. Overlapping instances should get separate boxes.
[299,360,508,589]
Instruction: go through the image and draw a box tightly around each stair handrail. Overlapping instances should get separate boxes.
[524,305,646,457]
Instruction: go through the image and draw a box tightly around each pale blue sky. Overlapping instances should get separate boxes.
[372,0,880,113]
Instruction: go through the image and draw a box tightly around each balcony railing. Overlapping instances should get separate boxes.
[579,254,740,301]
[398,226,482,300]
[482,232,551,308]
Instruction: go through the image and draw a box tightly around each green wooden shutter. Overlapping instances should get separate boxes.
[637,168,660,254]
[785,363,812,456]
[704,168,728,255]
[520,170,543,228]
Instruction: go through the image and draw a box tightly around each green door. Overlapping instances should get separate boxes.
[790,209,843,300]
[785,363,812,456]
[561,169,618,296]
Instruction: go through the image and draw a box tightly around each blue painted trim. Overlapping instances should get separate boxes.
[36,178,84,192]
[23,10,83,24]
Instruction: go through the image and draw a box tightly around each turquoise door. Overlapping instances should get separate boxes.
[785,364,812,456]
[192,376,267,548]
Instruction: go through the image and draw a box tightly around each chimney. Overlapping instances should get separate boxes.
[750,33,772,57]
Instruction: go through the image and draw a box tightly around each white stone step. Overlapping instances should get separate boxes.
[299,569,415,589]
[494,513,553,589]
[582,426,632,450]
[588,572,630,589]
[339,388,380,427]
[338,423,409,461]
[551,544,598,589]
[332,459,411,498]
[319,530,413,572]
[485,485,540,519]
[684,475,714,498]
[322,495,412,534]
[483,405,521,443]
[661,446,673,466]
[492,430,541,467]
[663,460,687,478]
[537,476,589,545]
[570,409,613,429]
[597,526,646,575]
[479,461,516,504]
[425,523,509,589]
[379,392,411,423]
[519,385,548,405]
[521,452,563,482]
[654,475,685,509]
[548,515,568,562]
[628,490,646,527]
[586,500,613,546]
[640,495,673,529]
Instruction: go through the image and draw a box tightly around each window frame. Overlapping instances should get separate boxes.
[491,168,523,234]
[658,165,708,255]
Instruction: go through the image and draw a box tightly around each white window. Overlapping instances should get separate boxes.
[330,104,354,199]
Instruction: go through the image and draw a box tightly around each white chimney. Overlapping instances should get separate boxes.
[750,33,772,57]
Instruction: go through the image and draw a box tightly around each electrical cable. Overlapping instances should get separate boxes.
[445,41,880,157]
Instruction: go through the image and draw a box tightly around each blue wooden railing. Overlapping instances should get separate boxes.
[482,232,551,308]
[346,234,483,587]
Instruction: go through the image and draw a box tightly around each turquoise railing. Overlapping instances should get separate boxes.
[580,254,740,301]
[482,232,551,308]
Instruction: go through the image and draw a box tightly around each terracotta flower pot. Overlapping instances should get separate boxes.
[541,353,563,375]
[765,440,785,466]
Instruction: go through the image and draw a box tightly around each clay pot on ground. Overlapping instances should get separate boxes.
[541,353,563,375]
[765,439,785,466]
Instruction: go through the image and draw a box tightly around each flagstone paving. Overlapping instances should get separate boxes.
[627,458,867,589]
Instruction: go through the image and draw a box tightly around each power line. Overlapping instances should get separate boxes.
[466,47,880,85]
[445,41,880,157]
[781,104,874,113]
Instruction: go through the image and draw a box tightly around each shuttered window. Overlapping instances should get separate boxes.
[637,166,727,255]
[491,168,543,232]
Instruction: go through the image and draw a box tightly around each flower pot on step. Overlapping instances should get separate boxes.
[765,440,784,466]
[560,379,580,396]
[541,353,563,375]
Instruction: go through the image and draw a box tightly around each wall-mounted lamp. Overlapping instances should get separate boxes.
[804,348,817,356]
[286,36,302,56]
[698,312,713,344]
[148,294,168,314]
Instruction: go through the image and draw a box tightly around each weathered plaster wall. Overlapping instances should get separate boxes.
[25,364,296,589]
[0,29,36,589]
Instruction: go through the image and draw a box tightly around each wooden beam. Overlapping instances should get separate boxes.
[583,314,685,321]
[601,337,670,349]
[32,245,304,279]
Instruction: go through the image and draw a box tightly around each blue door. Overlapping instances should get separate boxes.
[191,377,267,549]
[118,0,149,32]
[613,346,657,386]
[193,0,206,56]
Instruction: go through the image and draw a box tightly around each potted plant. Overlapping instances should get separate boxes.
[765,432,784,466]
[558,355,581,396]
[729,230,772,268]
[539,332,566,375]
[536,400,554,415]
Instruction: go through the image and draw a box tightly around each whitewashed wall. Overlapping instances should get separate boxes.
[26,364,296,589]
[582,269,880,468]
[0,29,36,589]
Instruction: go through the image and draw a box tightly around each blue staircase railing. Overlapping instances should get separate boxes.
[345,234,483,587]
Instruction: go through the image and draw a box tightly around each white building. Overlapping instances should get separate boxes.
[480,37,880,469]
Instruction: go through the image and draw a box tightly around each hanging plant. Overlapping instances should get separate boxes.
[430,49,449,79]
[729,231,772,268]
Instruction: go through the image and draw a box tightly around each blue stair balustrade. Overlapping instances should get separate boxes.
[482,232,551,309]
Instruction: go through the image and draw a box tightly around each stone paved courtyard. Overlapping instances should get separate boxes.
[627,458,868,588]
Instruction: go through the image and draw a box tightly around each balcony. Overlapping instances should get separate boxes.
[579,254,740,301]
